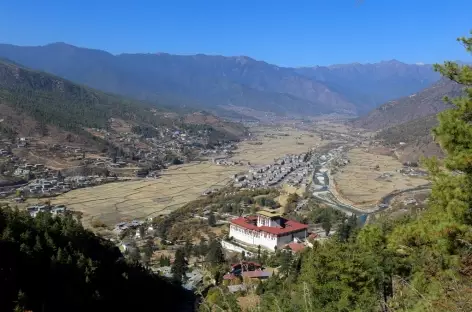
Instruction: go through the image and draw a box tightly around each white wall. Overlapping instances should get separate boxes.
[256,232,277,250]
[229,224,307,251]
[230,224,255,245]
[230,224,277,250]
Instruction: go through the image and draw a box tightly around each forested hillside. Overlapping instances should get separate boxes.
[0,60,246,146]
[0,59,175,133]
[0,205,193,312]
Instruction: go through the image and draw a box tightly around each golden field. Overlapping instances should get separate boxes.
[231,127,321,165]
[332,148,428,207]
[44,162,242,227]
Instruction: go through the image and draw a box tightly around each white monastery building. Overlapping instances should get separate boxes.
[229,210,308,250]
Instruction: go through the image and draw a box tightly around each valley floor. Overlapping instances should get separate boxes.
[29,127,320,228]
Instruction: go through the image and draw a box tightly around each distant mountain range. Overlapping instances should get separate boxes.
[296,60,440,113]
[0,42,441,117]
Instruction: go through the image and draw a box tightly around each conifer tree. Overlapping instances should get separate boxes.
[171,248,188,283]
[206,240,225,265]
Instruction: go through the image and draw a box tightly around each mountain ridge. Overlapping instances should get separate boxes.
[0,42,443,117]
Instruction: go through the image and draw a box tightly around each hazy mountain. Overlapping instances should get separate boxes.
[351,78,462,130]
[296,60,440,113]
[0,43,442,116]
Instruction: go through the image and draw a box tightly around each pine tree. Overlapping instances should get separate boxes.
[183,239,193,258]
[205,240,225,265]
[207,211,216,227]
[426,32,472,225]
[138,226,145,239]
[337,215,358,242]
[429,33,472,220]
[196,238,208,259]
[279,250,293,276]
[171,248,188,283]
[321,217,332,236]
[386,30,472,311]
[159,255,171,267]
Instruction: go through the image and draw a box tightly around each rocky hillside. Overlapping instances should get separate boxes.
[351,78,462,130]
[0,43,441,117]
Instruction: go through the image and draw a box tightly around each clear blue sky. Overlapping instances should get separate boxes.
[0,0,470,67]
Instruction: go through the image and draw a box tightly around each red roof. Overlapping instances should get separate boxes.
[285,242,306,253]
[231,216,308,236]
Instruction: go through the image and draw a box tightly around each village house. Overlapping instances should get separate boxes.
[229,210,308,250]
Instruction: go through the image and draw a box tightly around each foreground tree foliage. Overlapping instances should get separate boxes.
[198,31,472,312]
[0,207,193,312]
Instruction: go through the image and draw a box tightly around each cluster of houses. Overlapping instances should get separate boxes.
[200,143,237,157]
[377,172,394,181]
[223,261,273,287]
[0,148,12,157]
[24,178,68,194]
[212,158,246,166]
[87,126,239,171]
[113,220,145,234]
[26,204,67,218]
[233,153,313,188]
[13,163,46,178]
[20,175,117,196]
[398,167,428,177]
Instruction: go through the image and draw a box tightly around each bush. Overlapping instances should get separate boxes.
[91,219,107,228]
